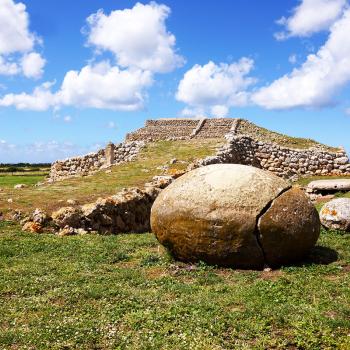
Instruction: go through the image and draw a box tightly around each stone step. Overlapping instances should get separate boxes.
[306,179,350,193]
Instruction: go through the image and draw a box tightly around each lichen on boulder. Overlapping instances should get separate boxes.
[320,198,350,232]
[151,164,320,269]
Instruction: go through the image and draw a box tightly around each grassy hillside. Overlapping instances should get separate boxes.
[0,220,349,349]
[237,120,341,151]
[0,139,223,216]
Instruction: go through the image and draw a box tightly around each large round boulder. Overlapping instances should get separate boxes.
[320,198,350,232]
[151,164,320,269]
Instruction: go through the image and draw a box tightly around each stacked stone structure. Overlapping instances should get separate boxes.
[200,134,350,179]
[49,141,145,181]
[126,118,235,141]
[49,117,350,182]
[193,118,233,138]
[126,119,199,141]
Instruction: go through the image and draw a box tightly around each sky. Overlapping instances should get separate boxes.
[1,0,350,163]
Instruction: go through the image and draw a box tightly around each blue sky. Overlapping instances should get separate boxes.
[1,0,350,162]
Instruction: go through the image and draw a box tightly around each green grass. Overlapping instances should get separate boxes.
[0,221,349,349]
[0,139,222,216]
[0,174,47,188]
[237,120,341,151]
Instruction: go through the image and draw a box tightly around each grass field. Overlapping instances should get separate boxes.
[0,139,223,217]
[0,220,349,349]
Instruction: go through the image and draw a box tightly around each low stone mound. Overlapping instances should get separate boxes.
[320,198,350,232]
[151,164,320,269]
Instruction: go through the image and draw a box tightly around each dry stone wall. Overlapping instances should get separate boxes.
[194,118,233,138]
[126,118,237,141]
[199,133,350,179]
[49,141,145,181]
[49,175,175,235]
[126,119,199,141]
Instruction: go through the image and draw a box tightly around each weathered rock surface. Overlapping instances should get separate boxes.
[22,221,42,233]
[306,179,350,193]
[151,164,320,269]
[51,207,83,229]
[151,164,288,269]
[258,188,320,266]
[320,198,350,232]
[14,184,28,189]
[57,226,88,237]
[32,208,49,225]
[80,187,154,234]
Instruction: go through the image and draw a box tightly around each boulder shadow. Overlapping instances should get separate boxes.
[272,246,338,269]
[301,245,338,266]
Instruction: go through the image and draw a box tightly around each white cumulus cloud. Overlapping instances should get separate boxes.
[21,52,46,79]
[252,8,350,110]
[0,2,185,111]
[0,61,153,111]
[288,54,298,64]
[0,56,20,75]
[0,81,57,111]
[176,58,255,117]
[58,61,153,111]
[86,2,184,73]
[275,0,347,40]
[0,0,35,54]
[0,0,46,78]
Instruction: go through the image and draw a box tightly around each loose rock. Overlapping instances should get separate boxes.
[32,208,49,225]
[14,184,28,189]
[320,198,350,232]
[306,179,350,194]
[22,221,42,233]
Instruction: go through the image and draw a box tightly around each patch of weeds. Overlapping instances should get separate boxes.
[140,253,162,266]
[109,251,130,263]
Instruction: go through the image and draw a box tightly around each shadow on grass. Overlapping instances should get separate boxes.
[274,246,339,270]
[303,245,338,265]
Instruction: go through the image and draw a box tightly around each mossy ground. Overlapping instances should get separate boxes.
[0,221,349,349]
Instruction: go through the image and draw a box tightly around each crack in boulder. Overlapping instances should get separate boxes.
[253,186,292,268]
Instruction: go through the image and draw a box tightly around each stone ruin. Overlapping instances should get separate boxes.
[48,117,350,182]
[49,140,145,181]
[125,118,234,141]
[128,118,350,179]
